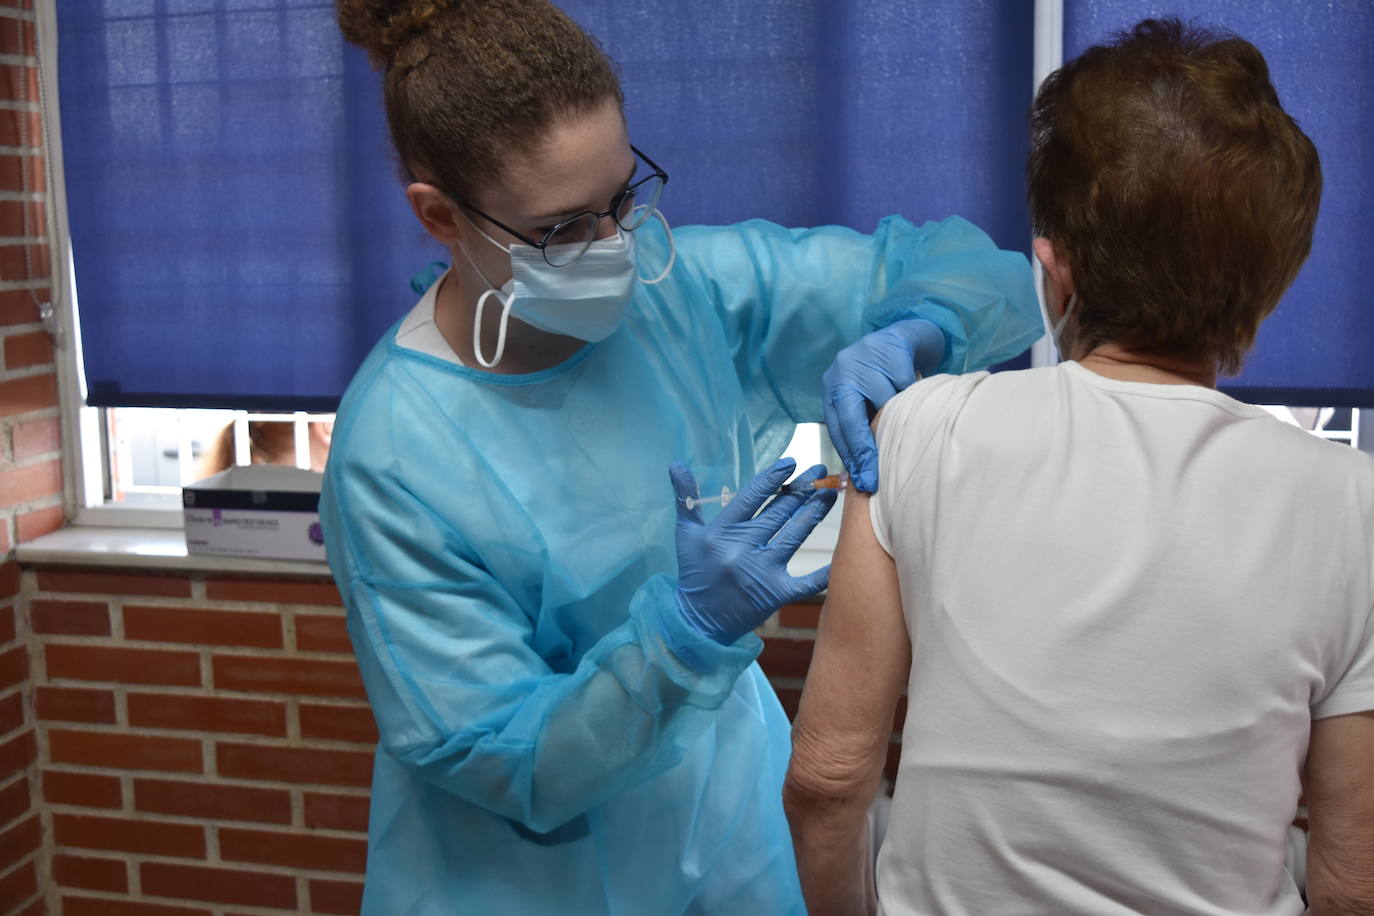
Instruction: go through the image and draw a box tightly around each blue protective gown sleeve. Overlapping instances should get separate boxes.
[671,214,1042,427]
[326,448,762,833]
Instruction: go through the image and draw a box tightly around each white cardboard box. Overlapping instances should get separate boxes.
[182,465,327,562]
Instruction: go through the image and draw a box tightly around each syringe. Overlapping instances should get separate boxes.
[680,472,849,512]
[778,472,849,495]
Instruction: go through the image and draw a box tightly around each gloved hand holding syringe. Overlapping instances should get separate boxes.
[669,459,840,646]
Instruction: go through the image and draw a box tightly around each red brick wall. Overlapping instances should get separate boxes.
[25,568,369,915]
[0,556,40,916]
[0,0,59,551]
[13,561,832,915]
[1,2,60,913]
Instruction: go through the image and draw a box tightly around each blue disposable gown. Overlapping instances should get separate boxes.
[319,215,1041,915]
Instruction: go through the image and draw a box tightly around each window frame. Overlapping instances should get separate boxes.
[32,2,165,529]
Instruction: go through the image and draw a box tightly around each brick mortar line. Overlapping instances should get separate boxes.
[0,10,36,23]
[282,610,298,653]
[0,769,28,833]
[199,646,210,706]
[27,686,53,916]
[0,321,43,335]
[37,677,368,703]
[0,410,58,427]
[33,595,341,614]
[172,600,345,613]
[290,783,303,832]
[39,721,374,752]
[31,597,250,612]
[38,766,370,803]
[109,596,125,641]
[0,146,41,156]
[35,629,347,646]
[45,767,371,794]
[0,102,40,113]
[0,497,61,523]
[205,806,220,864]
[0,191,43,202]
[37,686,371,712]
[0,680,23,705]
[118,771,132,816]
[51,841,369,876]
[203,733,215,782]
[41,800,355,837]
[39,655,362,675]
[0,454,61,473]
[0,360,53,377]
[36,639,359,660]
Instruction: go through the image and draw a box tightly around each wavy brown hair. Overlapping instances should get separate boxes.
[1028,18,1321,374]
[335,0,623,201]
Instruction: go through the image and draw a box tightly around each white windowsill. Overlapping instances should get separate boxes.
[15,525,333,576]
[18,523,835,580]
[18,522,835,582]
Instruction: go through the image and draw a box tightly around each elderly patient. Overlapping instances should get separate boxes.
[784,18,1374,916]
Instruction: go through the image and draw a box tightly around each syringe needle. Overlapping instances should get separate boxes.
[778,471,849,496]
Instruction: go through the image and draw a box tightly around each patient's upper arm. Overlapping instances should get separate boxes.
[787,479,910,797]
[1305,709,1374,913]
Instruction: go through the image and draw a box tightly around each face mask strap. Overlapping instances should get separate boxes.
[472,286,515,369]
[638,209,676,285]
[463,211,511,255]
[457,229,515,368]
[1051,293,1077,358]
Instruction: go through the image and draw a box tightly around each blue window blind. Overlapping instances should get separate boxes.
[58,0,427,409]
[59,2,1038,408]
[1066,2,1374,406]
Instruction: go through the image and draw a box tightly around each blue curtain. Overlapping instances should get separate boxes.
[1066,2,1374,406]
[58,1,1033,409]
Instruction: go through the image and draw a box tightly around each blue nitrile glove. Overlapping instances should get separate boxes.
[670,459,837,645]
[823,318,946,493]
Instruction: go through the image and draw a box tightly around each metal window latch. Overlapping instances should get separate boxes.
[37,300,61,345]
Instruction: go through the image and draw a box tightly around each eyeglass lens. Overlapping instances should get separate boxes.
[617,174,665,230]
[541,173,666,266]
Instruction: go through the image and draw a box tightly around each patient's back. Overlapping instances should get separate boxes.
[869,362,1374,916]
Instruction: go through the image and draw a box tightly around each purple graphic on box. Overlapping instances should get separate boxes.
[308,522,325,545]
[212,509,222,527]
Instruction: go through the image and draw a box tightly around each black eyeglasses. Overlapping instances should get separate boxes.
[449,146,668,267]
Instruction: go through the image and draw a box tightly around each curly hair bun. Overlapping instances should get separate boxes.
[336,0,453,67]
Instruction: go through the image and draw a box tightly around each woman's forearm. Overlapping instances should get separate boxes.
[784,776,877,916]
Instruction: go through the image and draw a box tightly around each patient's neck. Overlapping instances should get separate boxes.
[1076,342,1217,389]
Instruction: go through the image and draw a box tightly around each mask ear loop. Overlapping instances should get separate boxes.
[637,208,676,285]
[1050,293,1077,358]
[472,286,515,369]
[458,235,516,369]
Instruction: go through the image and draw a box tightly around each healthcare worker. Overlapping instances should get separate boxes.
[321,1,1042,914]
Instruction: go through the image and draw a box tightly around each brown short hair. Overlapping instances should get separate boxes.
[336,0,624,201]
[1028,18,1321,374]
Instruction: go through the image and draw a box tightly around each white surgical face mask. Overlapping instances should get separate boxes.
[461,216,669,369]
